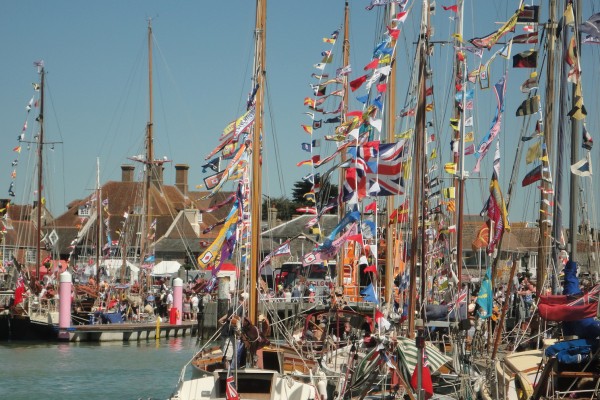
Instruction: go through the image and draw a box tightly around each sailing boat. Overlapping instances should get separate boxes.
[170,1,322,398]
[0,61,61,341]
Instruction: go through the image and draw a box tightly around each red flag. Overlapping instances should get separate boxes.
[346,110,364,118]
[395,11,408,22]
[442,4,458,12]
[387,26,400,39]
[376,83,387,93]
[350,75,368,91]
[425,86,433,96]
[364,59,379,70]
[364,265,377,274]
[411,354,434,399]
[364,201,378,213]
[347,233,363,243]
[14,281,25,306]
[225,374,240,400]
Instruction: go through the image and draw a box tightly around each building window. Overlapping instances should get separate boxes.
[26,249,37,264]
[78,206,91,217]
[197,213,203,224]
[2,248,15,263]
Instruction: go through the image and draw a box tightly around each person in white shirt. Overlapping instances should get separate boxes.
[166,290,174,311]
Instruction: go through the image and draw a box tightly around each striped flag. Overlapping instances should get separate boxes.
[516,95,540,116]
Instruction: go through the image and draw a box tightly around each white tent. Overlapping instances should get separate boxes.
[152,261,181,276]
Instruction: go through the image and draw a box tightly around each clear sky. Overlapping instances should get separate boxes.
[1,1,599,235]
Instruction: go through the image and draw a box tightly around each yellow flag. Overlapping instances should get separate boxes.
[197,212,239,269]
[426,103,434,112]
[395,129,413,139]
[444,162,457,174]
[451,33,464,43]
[464,131,474,142]
[403,158,412,180]
[430,148,437,159]
[525,140,542,164]
[449,118,459,131]
[443,187,456,199]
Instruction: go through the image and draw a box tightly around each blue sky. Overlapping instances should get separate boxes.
[1,0,599,234]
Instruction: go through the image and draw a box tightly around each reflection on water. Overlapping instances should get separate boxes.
[0,337,199,400]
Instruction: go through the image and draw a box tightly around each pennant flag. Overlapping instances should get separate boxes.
[571,155,592,177]
[197,203,239,268]
[411,354,434,399]
[469,7,521,49]
[13,146,22,153]
[201,157,221,173]
[464,143,476,155]
[522,165,542,186]
[512,31,538,44]
[364,201,378,213]
[513,50,537,68]
[360,283,379,304]
[442,4,458,12]
[525,140,542,164]
[350,75,368,91]
[387,26,400,39]
[364,59,379,70]
[375,309,391,330]
[482,172,510,254]
[582,124,593,150]
[314,63,326,70]
[301,124,313,135]
[296,159,313,167]
[324,116,341,124]
[516,95,540,116]
[568,83,587,120]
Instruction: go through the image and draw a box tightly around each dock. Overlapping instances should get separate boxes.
[61,320,197,342]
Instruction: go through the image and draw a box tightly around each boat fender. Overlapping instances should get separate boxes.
[317,379,328,400]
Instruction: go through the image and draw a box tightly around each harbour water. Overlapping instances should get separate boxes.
[0,337,198,400]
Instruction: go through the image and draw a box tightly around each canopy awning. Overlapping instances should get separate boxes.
[152,260,181,276]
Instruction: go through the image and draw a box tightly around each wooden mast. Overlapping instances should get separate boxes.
[454,0,466,291]
[568,0,582,267]
[408,0,429,338]
[141,19,155,291]
[337,0,350,289]
[537,0,557,295]
[96,158,102,284]
[249,0,266,324]
[384,2,397,303]
[35,67,45,281]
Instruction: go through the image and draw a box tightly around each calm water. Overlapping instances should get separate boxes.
[0,337,199,400]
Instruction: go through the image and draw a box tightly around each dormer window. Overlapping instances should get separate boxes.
[78,206,91,217]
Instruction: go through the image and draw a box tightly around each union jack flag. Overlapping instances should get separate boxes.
[568,284,600,306]
[448,287,468,313]
[225,373,239,400]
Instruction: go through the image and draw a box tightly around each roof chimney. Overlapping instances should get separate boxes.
[121,165,135,182]
[175,164,189,195]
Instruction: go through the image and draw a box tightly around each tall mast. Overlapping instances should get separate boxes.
[454,0,466,290]
[141,19,154,290]
[384,2,397,303]
[96,158,102,284]
[249,0,266,324]
[408,0,430,338]
[568,0,582,266]
[36,68,45,280]
[537,0,557,294]
[337,0,350,289]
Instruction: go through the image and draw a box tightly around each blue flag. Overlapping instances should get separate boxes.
[476,267,493,319]
[301,143,312,152]
[361,283,379,304]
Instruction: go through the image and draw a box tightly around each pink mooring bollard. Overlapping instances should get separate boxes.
[173,278,183,325]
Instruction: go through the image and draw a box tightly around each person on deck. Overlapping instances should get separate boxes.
[518,276,535,332]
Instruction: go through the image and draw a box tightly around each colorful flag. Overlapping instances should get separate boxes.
[469,6,521,49]
[350,75,368,91]
[364,59,379,70]
[444,162,457,174]
[375,309,391,330]
[516,95,540,116]
[442,4,458,12]
[301,124,313,135]
[582,124,593,150]
[571,154,592,177]
[520,72,538,92]
[512,31,538,44]
[225,373,239,400]
[476,268,493,319]
[513,50,537,68]
[13,146,22,153]
[522,165,542,186]
[525,140,542,164]
[517,5,539,23]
